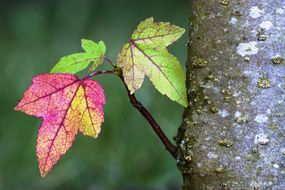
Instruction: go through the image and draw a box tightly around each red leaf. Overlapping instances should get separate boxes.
[15,73,105,177]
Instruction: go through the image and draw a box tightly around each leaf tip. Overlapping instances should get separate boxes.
[147,16,154,21]
[14,101,20,110]
[14,105,20,111]
[38,161,50,177]
[81,38,92,46]
[81,38,87,43]
[98,40,106,47]
[40,170,48,178]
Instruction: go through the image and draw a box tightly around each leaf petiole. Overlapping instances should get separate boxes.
[84,70,116,80]
[103,56,116,68]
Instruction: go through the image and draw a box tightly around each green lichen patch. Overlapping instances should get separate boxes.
[253,184,259,190]
[196,107,202,114]
[257,34,266,41]
[257,77,271,89]
[224,96,231,102]
[257,29,266,41]
[192,56,208,68]
[252,147,259,153]
[210,106,218,113]
[221,88,232,96]
[219,0,230,5]
[269,125,279,130]
[276,112,284,117]
[185,155,192,162]
[215,166,224,173]
[244,56,250,62]
[218,140,233,147]
[269,125,279,131]
[237,114,250,123]
[271,55,284,64]
[221,88,232,102]
[207,74,217,81]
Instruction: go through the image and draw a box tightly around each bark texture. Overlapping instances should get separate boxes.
[177,0,285,189]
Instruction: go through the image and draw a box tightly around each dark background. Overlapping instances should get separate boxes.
[0,0,188,189]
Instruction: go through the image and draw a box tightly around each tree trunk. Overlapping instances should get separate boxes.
[177,0,285,189]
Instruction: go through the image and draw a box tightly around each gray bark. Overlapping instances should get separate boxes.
[177,0,285,189]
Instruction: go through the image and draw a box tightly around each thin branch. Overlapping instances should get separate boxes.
[118,72,177,158]
[87,58,178,158]
[103,56,116,67]
[84,70,115,79]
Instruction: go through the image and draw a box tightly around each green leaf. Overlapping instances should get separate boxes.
[132,17,185,48]
[82,39,106,53]
[51,39,106,74]
[117,17,187,107]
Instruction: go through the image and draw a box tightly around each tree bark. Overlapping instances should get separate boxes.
[177,0,285,189]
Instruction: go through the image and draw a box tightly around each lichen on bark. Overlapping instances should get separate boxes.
[177,0,285,189]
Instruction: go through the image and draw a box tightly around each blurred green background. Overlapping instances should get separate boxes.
[0,0,188,189]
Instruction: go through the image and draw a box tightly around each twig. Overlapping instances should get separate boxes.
[103,56,116,67]
[85,70,115,79]
[88,59,178,158]
[118,72,177,158]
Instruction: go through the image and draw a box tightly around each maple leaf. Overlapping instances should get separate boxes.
[117,17,187,107]
[51,39,106,74]
[15,73,105,177]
